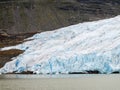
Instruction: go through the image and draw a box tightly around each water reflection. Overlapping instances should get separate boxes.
[0,74,101,79]
[0,74,119,79]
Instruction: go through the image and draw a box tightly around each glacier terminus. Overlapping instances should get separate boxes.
[1,16,120,74]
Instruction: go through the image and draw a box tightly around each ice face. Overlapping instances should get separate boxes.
[1,16,120,74]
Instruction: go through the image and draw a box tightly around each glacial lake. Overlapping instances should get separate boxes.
[0,74,120,90]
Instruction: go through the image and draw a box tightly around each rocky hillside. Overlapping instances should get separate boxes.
[0,0,120,34]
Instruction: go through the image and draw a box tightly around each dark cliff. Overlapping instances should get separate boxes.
[0,0,120,34]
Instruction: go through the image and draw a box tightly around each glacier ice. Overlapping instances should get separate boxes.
[1,16,120,74]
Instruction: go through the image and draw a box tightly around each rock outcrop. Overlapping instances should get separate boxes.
[0,0,120,34]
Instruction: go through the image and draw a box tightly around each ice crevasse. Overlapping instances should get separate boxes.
[1,16,120,74]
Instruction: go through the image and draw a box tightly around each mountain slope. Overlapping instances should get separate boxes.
[0,16,120,74]
[0,0,120,34]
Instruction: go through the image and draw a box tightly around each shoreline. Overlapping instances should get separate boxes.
[0,70,120,75]
[0,73,120,78]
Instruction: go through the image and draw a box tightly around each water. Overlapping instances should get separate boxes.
[0,74,120,90]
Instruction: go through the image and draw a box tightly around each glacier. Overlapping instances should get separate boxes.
[1,16,120,74]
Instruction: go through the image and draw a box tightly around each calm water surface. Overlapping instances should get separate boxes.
[0,74,120,90]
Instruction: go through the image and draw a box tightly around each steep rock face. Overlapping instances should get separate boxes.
[0,16,120,74]
[0,0,120,34]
